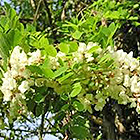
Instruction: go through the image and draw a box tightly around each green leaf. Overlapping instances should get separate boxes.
[61,104,69,111]
[72,30,83,39]
[0,32,11,70]
[94,105,103,111]
[8,7,17,20]
[27,65,42,75]
[41,67,54,78]
[109,22,116,31]
[101,27,111,36]
[73,82,81,88]
[39,36,49,49]
[35,93,45,103]
[71,125,89,139]
[45,45,57,57]
[68,42,78,52]
[73,115,86,126]
[26,24,36,32]
[63,21,78,30]
[58,43,69,53]
[70,83,82,97]
[73,101,84,111]
[133,4,139,9]
[0,16,8,31]
[98,54,111,64]
[7,29,22,48]
[53,67,67,78]
[107,23,118,45]
[129,16,138,20]
[60,94,69,101]
[96,134,102,140]
[133,22,140,27]
[87,45,100,53]
[27,99,35,112]
[57,72,73,83]
[18,23,24,33]
[41,57,50,68]
[105,11,120,19]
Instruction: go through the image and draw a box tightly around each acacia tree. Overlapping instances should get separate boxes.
[0,1,140,140]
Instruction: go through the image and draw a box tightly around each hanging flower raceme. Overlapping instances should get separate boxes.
[1,42,140,117]
[0,46,42,102]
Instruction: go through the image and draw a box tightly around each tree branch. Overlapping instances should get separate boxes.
[33,0,43,23]
[38,113,45,140]
[43,0,52,25]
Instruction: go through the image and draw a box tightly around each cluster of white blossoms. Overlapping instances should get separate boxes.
[1,46,41,102]
[72,42,101,63]
[48,43,140,113]
[2,43,140,114]
[106,48,140,112]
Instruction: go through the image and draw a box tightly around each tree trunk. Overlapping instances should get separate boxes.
[103,105,116,140]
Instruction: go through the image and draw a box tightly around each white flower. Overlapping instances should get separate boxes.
[10,46,21,66]
[28,49,41,65]
[96,48,102,54]
[119,90,126,96]
[11,67,19,78]
[57,52,66,61]
[3,71,12,79]
[18,81,29,93]
[85,53,94,62]
[131,75,137,85]
[123,74,130,87]
[114,49,127,63]
[2,77,17,90]
[130,58,139,71]
[19,51,28,66]
[78,43,86,53]
[137,98,140,103]
[107,46,114,53]
[10,46,28,69]
[136,66,140,73]
[49,56,59,69]
[128,51,133,58]
[73,52,83,62]
[110,70,123,84]
[130,75,140,93]
[1,89,12,101]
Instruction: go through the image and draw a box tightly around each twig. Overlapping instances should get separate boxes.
[38,113,45,140]
[33,0,42,23]
[5,127,37,134]
[43,0,52,25]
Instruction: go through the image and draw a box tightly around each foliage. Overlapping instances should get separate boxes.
[0,1,140,140]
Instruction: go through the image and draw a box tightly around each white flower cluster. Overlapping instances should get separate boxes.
[106,49,140,111]
[2,43,140,114]
[72,42,100,63]
[114,50,139,71]
[1,46,41,101]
